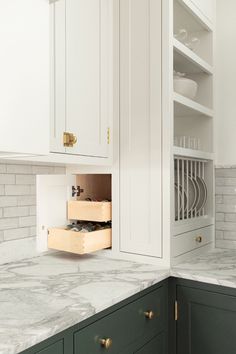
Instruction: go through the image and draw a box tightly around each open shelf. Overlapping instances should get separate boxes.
[173,38,213,75]
[176,0,214,31]
[173,146,214,160]
[174,92,213,118]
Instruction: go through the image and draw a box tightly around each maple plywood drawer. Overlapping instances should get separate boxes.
[48,227,112,255]
[68,201,112,222]
[172,225,214,257]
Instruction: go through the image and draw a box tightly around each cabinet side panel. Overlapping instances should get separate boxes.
[120,0,162,257]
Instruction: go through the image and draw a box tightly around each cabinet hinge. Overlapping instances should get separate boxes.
[107,127,110,145]
[175,300,178,321]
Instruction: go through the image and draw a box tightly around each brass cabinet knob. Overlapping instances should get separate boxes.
[63,132,77,147]
[99,338,112,349]
[195,236,202,243]
[144,310,155,320]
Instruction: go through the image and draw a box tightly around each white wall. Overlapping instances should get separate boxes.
[216,0,236,166]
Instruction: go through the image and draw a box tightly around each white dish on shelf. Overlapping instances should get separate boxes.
[174,77,198,100]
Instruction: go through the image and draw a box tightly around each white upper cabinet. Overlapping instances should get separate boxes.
[119,0,163,258]
[190,0,215,23]
[0,0,49,156]
[51,0,113,158]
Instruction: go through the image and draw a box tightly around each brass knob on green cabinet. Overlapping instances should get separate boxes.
[144,310,155,320]
[99,338,112,349]
[63,132,77,147]
[195,236,202,243]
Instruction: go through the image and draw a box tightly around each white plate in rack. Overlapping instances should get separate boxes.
[196,176,207,213]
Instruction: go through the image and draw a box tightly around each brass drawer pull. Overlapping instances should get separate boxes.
[99,338,112,349]
[63,132,77,147]
[144,310,155,320]
[195,236,202,243]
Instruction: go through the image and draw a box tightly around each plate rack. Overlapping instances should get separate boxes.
[174,157,208,222]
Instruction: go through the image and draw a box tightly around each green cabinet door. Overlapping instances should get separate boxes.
[35,340,64,354]
[134,332,165,354]
[177,285,236,354]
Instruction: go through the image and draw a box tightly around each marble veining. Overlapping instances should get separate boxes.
[172,248,236,288]
[3,248,236,354]
[0,253,169,354]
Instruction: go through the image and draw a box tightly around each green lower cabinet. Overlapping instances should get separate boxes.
[35,340,64,354]
[19,281,167,354]
[134,332,165,354]
[176,283,236,354]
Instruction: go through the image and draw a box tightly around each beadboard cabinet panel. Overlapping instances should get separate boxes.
[120,0,162,258]
[51,0,112,158]
[0,0,49,156]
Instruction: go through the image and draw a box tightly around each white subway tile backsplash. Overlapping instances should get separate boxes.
[225,213,236,223]
[17,196,36,206]
[0,162,65,264]
[0,218,18,230]
[19,216,36,227]
[0,196,18,207]
[3,206,29,218]
[16,174,35,185]
[6,164,32,174]
[216,186,236,195]
[216,204,236,213]
[0,174,15,185]
[32,165,55,174]
[0,165,6,173]
[29,206,36,216]
[5,185,31,196]
[216,213,224,221]
[0,186,4,195]
[4,227,29,241]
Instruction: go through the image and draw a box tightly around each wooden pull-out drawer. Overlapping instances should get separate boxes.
[74,285,165,354]
[48,227,111,255]
[68,201,112,222]
[172,225,213,257]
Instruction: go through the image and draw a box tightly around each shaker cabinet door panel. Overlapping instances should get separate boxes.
[0,0,49,156]
[177,285,236,354]
[119,0,162,257]
[36,340,64,354]
[134,332,165,354]
[51,0,112,158]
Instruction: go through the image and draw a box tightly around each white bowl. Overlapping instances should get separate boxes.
[174,77,198,100]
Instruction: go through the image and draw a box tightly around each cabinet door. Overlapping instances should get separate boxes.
[37,175,76,252]
[0,0,49,157]
[36,340,64,354]
[190,0,215,22]
[134,332,165,354]
[119,0,162,257]
[51,0,112,158]
[177,285,236,354]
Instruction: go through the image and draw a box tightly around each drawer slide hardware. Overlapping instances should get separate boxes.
[72,186,84,197]
[63,132,77,147]
[175,300,178,321]
[99,338,112,349]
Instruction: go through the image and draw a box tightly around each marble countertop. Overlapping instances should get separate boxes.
[2,248,236,354]
[172,248,236,288]
[0,253,170,354]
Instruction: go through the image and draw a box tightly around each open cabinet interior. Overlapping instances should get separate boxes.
[37,174,112,255]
